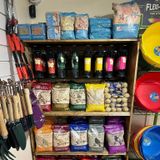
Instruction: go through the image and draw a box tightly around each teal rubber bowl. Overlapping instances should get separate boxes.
[140,126,160,160]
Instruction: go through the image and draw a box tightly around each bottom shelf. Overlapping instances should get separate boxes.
[35,150,126,156]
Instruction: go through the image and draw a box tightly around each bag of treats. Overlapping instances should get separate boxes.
[34,121,53,152]
[104,124,126,154]
[32,83,52,112]
[89,117,105,124]
[53,125,70,151]
[85,84,105,112]
[70,123,89,151]
[52,83,70,111]
[88,124,105,152]
[60,12,76,39]
[70,83,86,111]
[112,1,141,38]
[75,14,89,39]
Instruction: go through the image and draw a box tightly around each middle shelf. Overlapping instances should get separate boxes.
[44,111,131,117]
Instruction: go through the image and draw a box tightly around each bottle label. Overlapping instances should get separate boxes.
[48,59,55,74]
[35,58,43,72]
[95,57,103,71]
[115,56,126,70]
[84,58,91,72]
[106,57,114,72]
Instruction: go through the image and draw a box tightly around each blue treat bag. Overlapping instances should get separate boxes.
[89,18,112,28]
[75,14,89,39]
[70,123,89,151]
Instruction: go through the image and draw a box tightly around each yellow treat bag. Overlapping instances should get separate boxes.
[85,83,105,112]
[34,120,53,152]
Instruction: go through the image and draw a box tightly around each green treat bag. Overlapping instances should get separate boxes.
[70,83,86,111]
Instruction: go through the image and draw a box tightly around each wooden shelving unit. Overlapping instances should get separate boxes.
[25,39,140,160]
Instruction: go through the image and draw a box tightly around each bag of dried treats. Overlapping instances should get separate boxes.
[70,123,89,151]
[104,124,126,154]
[70,83,86,111]
[88,124,105,152]
[85,84,105,112]
[34,121,53,152]
[112,1,141,38]
[32,82,52,112]
[52,83,70,111]
[53,125,70,152]
[60,12,76,39]
[75,14,89,39]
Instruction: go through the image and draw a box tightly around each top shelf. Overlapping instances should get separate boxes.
[23,39,139,44]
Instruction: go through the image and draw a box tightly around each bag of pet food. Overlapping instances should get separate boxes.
[34,121,53,152]
[53,125,70,151]
[88,124,105,152]
[75,14,89,39]
[70,83,86,111]
[32,83,52,112]
[52,83,70,111]
[112,1,141,38]
[70,123,89,151]
[104,124,126,154]
[85,84,105,112]
[60,12,76,39]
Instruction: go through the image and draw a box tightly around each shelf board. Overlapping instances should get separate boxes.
[44,111,131,117]
[35,150,126,156]
[23,39,138,44]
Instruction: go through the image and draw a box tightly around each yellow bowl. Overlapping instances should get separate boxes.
[133,126,152,159]
[141,22,160,68]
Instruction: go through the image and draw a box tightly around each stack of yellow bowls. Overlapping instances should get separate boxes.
[141,22,160,68]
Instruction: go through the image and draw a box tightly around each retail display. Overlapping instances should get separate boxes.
[141,22,160,68]
[112,1,141,38]
[21,36,139,160]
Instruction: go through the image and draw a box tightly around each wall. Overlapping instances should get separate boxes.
[15,0,127,24]
[0,0,17,80]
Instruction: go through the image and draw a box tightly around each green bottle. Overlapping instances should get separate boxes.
[71,45,79,78]
[57,45,66,78]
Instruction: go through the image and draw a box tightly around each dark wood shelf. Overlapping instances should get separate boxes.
[23,39,138,45]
